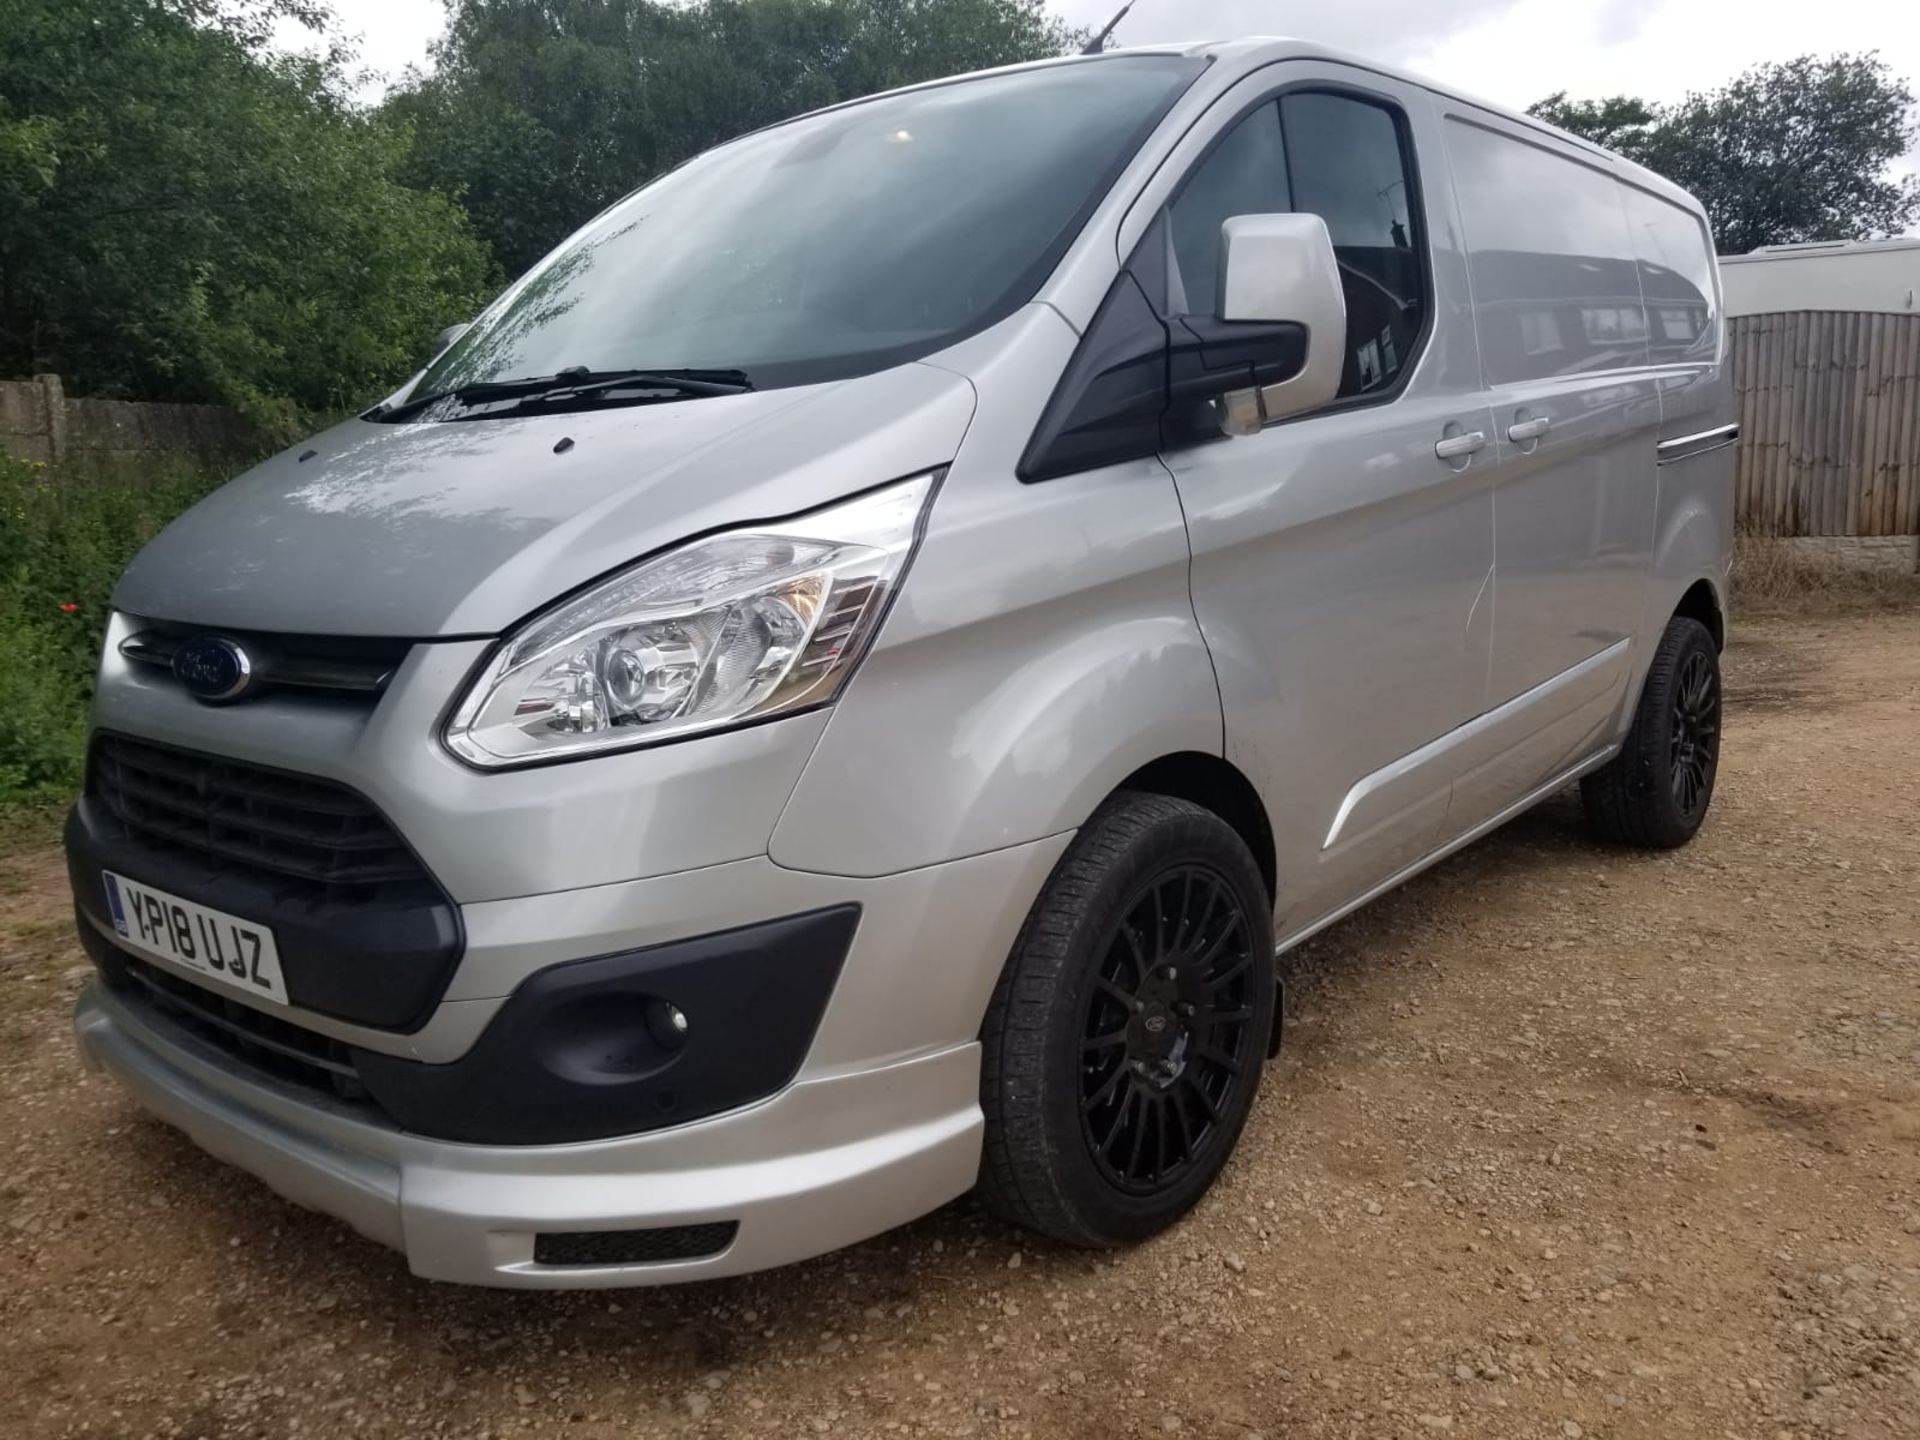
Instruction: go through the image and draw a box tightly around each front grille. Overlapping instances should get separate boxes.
[102,949,374,1110]
[119,625,410,699]
[89,736,433,904]
[533,1224,739,1267]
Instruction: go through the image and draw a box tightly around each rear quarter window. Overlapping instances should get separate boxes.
[1620,184,1718,365]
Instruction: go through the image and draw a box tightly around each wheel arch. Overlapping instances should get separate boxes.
[1674,576,1725,651]
[1114,751,1278,904]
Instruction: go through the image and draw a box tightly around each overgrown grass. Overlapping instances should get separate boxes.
[1731,528,1920,616]
[0,452,232,829]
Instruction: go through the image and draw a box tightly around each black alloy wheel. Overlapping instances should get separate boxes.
[978,792,1276,1248]
[1669,646,1720,820]
[1581,614,1723,849]
[1078,865,1257,1193]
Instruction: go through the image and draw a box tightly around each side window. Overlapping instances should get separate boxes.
[1167,103,1290,317]
[1444,118,1647,383]
[1620,184,1718,365]
[1164,90,1426,405]
[1279,92,1424,397]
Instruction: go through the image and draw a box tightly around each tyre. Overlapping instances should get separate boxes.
[1580,614,1722,849]
[978,792,1276,1248]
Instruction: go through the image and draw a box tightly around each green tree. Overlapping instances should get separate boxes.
[1527,91,1658,158]
[387,0,1079,278]
[1530,54,1920,255]
[0,0,491,430]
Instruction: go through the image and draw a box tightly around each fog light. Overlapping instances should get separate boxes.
[646,999,690,1051]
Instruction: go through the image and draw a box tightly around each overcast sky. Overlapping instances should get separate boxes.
[311,0,1920,178]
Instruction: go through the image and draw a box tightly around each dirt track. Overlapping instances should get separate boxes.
[3,609,1918,1440]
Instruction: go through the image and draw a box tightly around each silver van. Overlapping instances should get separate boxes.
[66,37,1734,1287]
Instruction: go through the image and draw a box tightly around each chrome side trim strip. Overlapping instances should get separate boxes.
[1321,639,1630,852]
[1657,423,1739,465]
[1657,422,1740,452]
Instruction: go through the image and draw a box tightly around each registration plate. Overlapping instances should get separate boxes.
[101,871,288,1006]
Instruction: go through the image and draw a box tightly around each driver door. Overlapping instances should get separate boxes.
[1155,69,1498,937]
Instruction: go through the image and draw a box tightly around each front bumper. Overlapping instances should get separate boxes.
[76,980,982,1286]
[70,834,1073,1285]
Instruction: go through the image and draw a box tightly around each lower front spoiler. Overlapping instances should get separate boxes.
[74,982,983,1288]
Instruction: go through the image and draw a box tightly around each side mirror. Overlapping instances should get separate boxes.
[430,321,471,359]
[1013,212,1345,482]
[1215,213,1346,430]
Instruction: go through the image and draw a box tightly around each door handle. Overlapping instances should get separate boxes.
[1507,416,1551,443]
[1433,429,1487,461]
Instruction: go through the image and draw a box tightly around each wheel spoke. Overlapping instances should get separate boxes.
[1168,1085,1196,1157]
[1202,949,1254,992]
[1082,1027,1129,1053]
[1186,878,1224,959]
[1124,1095,1149,1179]
[1192,915,1246,976]
[1099,1087,1137,1156]
[1094,976,1137,1011]
[1084,1060,1128,1114]
[1194,1042,1244,1077]
[1179,1070,1219,1122]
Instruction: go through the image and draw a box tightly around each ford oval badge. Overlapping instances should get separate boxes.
[172,635,258,703]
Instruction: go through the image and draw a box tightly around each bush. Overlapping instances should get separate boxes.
[0,452,227,812]
[0,0,494,434]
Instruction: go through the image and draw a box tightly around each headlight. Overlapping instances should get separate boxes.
[445,473,935,767]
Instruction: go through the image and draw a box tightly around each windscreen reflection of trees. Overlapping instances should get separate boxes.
[386,0,1084,279]
[431,242,601,388]
[418,60,1196,392]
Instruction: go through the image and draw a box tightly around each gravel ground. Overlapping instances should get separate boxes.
[2,607,1917,1440]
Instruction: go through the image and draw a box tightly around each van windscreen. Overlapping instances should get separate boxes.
[413,56,1204,402]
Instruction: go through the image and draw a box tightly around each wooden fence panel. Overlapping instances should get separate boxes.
[1729,310,1920,536]
[0,374,252,470]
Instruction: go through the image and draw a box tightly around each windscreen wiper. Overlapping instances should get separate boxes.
[510,368,755,405]
[367,372,580,422]
[368,367,752,423]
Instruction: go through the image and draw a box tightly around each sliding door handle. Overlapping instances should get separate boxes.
[1434,429,1487,461]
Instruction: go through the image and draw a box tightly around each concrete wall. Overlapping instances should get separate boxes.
[0,374,252,468]
[1774,535,1920,576]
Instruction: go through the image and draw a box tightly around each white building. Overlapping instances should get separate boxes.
[1719,238,1920,317]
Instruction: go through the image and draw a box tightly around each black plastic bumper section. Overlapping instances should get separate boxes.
[350,907,860,1144]
[85,901,862,1146]
[66,799,462,1032]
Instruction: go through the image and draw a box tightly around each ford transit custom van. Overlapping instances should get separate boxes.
[67,37,1735,1286]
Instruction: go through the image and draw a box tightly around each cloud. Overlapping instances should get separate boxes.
[1588,0,1663,46]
